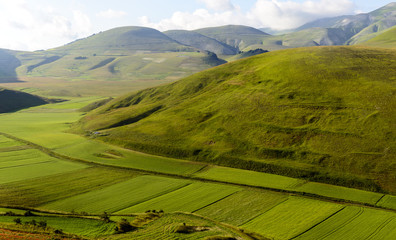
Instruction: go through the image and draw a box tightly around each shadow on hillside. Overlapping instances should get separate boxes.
[0,49,22,83]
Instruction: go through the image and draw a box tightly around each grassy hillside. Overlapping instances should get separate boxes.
[0,88,48,113]
[74,46,396,193]
[362,25,396,48]
[194,25,270,51]
[164,30,238,55]
[52,26,193,55]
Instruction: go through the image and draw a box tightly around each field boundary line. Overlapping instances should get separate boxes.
[375,194,386,206]
[0,160,54,170]
[1,131,396,214]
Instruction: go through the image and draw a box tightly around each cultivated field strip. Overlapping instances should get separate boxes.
[194,166,305,190]
[0,167,139,207]
[295,206,396,240]
[106,212,242,240]
[56,140,206,175]
[116,182,241,214]
[0,149,87,185]
[377,195,396,210]
[241,196,344,240]
[294,182,384,205]
[41,175,192,214]
[195,189,288,226]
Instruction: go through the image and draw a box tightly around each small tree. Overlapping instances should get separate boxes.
[38,220,47,228]
[13,218,21,224]
[100,212,110,223]
[116,218,135,233]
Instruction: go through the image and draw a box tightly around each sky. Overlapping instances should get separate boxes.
[0,0,393,51]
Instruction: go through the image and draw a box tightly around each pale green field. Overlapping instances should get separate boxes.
[0,167,139,207]
[195,166,305,190]
[196,189,288,226]
[42,175,191,214]
[241,196,343,240]
[56,140,206,175]
[294,182,384,205]
[117,182,241,214]
[295,206,396,240]
[0,148,87,184]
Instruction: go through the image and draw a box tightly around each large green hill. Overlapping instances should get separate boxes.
[75,46,396,193]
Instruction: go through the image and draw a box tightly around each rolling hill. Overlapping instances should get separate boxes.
[163,30,238,55]
[0,88,48,112]
[74,46,396,193]
[194,25,270,51]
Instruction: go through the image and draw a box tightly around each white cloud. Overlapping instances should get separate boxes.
[249,0,355,30]
[140,0,355,31]
[97,9,127,19]
[0,0,93,51]
[198,0,235,11]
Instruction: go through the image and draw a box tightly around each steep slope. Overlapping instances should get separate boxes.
[163,30,238,55]
[75,46,396,193]
[362,25,396,48]
[194,25,270,51]
[0,88,48,112]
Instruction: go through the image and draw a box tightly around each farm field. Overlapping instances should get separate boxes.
[0,215,115,238]
[116,182,241,214]
[0,167,139,207]
[105,212,246,240]
[0,147,87,185]
[194,166,305,190]
[295,206,396,240]
[294,182,384,205]
[41,175,191,214]
[241,196,344,239]
[56,140,206,175]
[195,189,288,226]
[377,195,396,210]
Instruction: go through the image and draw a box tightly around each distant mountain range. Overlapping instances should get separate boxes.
[0,3,395,96]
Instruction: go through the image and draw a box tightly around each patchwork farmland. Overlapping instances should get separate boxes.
[0,98,395,239]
